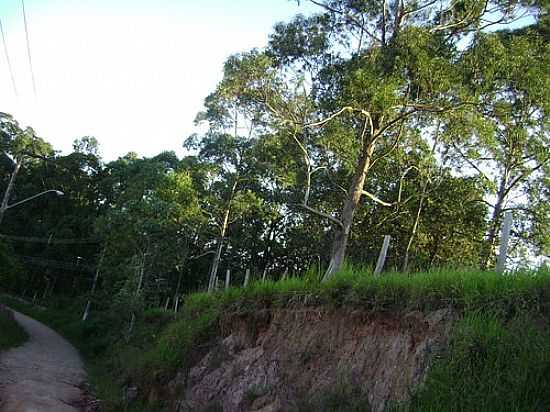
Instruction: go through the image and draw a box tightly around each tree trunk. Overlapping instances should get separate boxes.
[481,171,509,269]
[402,130,440,273]
[208,207,230,292]
[0,158,23,225]
[402,179,429,272]
[82,249,105,321]
[324,140,376,280]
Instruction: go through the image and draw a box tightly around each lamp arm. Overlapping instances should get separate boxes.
[6,190,64,210]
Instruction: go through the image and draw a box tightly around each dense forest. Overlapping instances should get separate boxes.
[1,0,549,327]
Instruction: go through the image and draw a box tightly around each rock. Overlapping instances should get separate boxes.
[170,307,457,412]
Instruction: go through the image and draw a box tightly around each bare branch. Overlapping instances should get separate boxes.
[362,190,394,207]
[303,106,353,128]
[295,202,345,229]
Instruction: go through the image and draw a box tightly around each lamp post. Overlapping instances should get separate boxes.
[0,189,64,225]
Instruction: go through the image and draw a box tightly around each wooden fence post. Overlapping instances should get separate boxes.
[374,235,391,276]
[496,211,512,273]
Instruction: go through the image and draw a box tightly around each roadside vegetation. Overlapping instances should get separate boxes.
[4,267,550,411]
[0,0,548,410]
[0,307,28,351]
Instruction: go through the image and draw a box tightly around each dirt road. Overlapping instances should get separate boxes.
[0,309,87,412]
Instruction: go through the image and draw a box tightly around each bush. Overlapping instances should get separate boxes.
[0,308,28,350]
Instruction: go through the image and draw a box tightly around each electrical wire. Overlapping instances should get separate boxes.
[21,0,36,95]
[0,233,100,245]
[0,17,18,96]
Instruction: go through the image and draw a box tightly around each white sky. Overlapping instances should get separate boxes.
[0,0,316,161]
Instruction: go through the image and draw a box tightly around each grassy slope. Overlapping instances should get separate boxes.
[0,310,28,351]
[142,268,550,412]
[0,294,173,411]
[3,268,550,411]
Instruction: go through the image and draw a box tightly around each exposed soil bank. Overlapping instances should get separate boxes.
[169,307,456,412]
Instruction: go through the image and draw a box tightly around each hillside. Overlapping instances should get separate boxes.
[5,268,550,411]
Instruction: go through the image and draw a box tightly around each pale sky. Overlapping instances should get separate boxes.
[0,0,316,160]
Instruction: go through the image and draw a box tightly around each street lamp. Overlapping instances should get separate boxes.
[0,189,64,225]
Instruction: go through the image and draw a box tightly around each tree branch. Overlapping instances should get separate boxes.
[295,202,344,229]
[362,190,394,207]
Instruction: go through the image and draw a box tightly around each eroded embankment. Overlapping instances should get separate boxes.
[169,307,456,412]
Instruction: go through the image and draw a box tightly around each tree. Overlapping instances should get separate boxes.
[448,25,549,268]
[0,113,53,225]
[203,0,533,278]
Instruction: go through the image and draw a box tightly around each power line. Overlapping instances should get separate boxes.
[17,255,97,273]
[0,233,100,245]
[0,17,18,96]
[21,0,36,95]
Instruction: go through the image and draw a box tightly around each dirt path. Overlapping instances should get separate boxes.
[0,309,87,412]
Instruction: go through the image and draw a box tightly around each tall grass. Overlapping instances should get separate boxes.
[140,268,550,375]
[4,267,550,411]
[409,313,550,411]
[180,267,550,315]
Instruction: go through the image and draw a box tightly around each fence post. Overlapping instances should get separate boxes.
[496,211,512,273]
[174,295,180,314]
[244,268,251,287]
[374,235,391,276]
[225,269,231,289]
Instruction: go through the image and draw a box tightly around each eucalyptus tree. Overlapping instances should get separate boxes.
[447,23,550,268]
[203,0,532,278]
[189,61,270,290]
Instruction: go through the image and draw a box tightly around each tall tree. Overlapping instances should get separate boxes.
[449,25,549,268]
[204,0,532,278]
[0,113,53,225]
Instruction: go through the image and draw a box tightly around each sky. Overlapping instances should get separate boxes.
[0,0,317,161]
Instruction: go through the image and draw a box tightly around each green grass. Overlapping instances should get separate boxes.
[0,309,28,351]
[0,295,128,410]
[176,267,550,322]
[409,313,550,411]
[3,267,550,411]
[136,268,550,377]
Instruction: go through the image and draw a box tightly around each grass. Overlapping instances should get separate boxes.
[0,295,130,410]
[187,267,550,314]
[409,313,550,411]
[133,267,550,381]
[0,309,28,351]
[2,267,550,411]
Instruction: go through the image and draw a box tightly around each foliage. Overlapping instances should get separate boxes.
[4,267,550,410]
[0,1,548,409]
[0,309,28,351]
